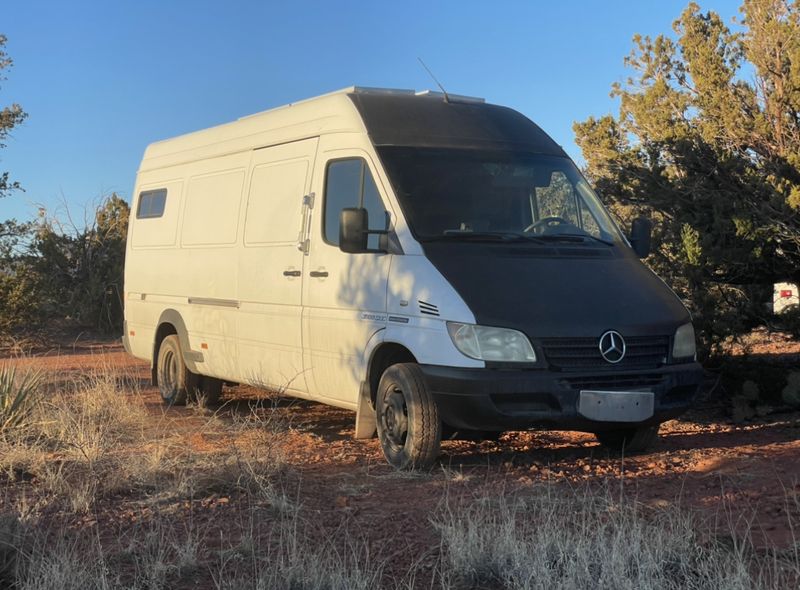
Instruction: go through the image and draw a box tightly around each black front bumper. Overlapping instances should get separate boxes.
[420,362,703,433]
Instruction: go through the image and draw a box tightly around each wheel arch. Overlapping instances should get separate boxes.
[366,341,417,405]
[152,309,193,386]
[354,338,418,440]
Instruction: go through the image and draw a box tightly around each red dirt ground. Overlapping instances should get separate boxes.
[2,338,800,586]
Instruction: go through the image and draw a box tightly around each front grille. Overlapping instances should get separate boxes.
[560,373,665,391]
[542,335,669,371]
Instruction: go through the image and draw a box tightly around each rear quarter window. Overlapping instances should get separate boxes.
[131,182,182,249]
[136,189,167,219]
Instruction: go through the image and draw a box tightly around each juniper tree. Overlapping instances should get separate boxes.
[0,35,26,199]
[574,0,800,351]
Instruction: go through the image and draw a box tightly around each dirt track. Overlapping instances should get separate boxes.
[3,342,800,585]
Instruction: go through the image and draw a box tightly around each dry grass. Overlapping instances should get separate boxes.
[4,512,208,589]
[0,363,305,588]
[1,507,392,590]
[433,485,800,590]
[6,480,797,589]
[0,366,290,516]
[0,363,797,588]
[210,513,388,590]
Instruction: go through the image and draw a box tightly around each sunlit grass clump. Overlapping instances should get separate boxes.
[0,364,40,433]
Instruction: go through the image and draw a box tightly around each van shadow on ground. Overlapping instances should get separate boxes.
[215,384,800,468]
[220,391,356,443]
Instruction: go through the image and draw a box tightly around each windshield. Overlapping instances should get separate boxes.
[377,147,624,244]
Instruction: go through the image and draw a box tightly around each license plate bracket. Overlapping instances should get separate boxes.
[578,390,654,422]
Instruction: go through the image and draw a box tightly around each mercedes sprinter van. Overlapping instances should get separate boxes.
[123,87,703,469]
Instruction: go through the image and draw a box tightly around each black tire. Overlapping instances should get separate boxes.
[376,363,442,470]
[595,424,660,452]
[156,334,199,406]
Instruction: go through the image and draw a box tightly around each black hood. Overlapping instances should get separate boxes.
[423,243,690,339]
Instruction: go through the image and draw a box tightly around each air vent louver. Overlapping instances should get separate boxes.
[418,300,440,316]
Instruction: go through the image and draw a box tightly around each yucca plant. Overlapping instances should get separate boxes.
[0,364,40,433]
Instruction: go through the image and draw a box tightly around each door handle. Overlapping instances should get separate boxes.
[309,270,329,278]
[283,269,301,277]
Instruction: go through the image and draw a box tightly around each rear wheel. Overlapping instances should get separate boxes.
[376,363,441,470]
[595,424,660,452]
[156,335,199,406]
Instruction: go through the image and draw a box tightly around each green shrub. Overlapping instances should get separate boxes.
[720,361,787,405]
[573,1,800,354]
[777,305,800,340]
[782,372,800,408]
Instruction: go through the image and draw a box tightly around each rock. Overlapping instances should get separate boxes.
[755,404,772,417]
[731,396,756,423]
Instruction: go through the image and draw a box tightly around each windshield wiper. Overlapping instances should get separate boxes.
[427,231,549,244]
[534,233,615,247]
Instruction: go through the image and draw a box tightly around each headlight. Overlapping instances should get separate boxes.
[672,323,696,360]
[447,322,537,362]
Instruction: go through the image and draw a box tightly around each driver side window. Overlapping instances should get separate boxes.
[324,158,388,248]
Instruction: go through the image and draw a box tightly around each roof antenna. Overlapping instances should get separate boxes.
[417,57,450,103]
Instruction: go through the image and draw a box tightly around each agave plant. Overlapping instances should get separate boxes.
[0,364,40,433]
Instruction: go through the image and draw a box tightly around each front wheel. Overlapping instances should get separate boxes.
[376,363,442,470]
[595,424,660,452]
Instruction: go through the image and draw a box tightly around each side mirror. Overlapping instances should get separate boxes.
[339,208,368,253]
[629,216,653,259]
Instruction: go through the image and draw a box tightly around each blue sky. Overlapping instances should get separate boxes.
[1,0,740,222]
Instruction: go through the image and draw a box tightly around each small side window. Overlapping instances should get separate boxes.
[136,189,167,219]
[324,158,387,247]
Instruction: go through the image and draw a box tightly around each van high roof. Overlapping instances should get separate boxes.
[140,87,564,172]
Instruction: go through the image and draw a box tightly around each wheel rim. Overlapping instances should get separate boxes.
[160,349,177,399]
[380,386,409,452]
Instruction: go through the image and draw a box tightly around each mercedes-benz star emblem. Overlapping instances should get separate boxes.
[599,330,626,364]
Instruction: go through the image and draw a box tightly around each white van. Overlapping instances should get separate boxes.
[124,87,702,469]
